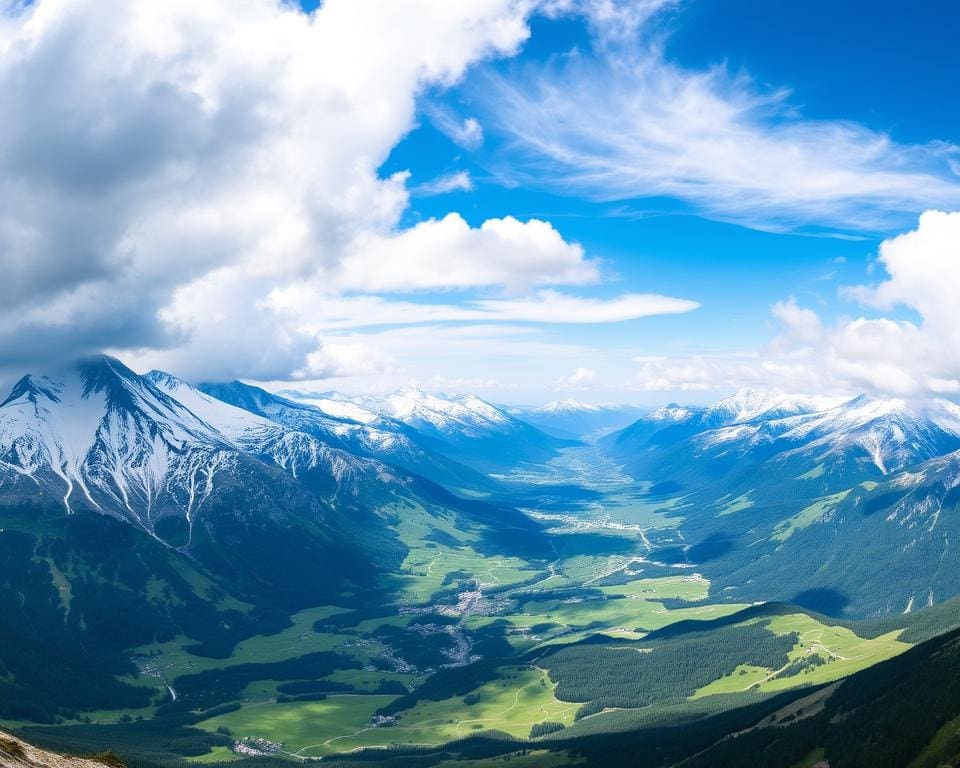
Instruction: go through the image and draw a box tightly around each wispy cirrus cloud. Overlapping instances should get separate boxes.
[4,0,701,385]
[412,170,475,196]
[478,3,960,233]
[266,289,698,331]
[424,104,485,149]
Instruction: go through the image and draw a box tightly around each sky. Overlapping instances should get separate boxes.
[0,0,959,405]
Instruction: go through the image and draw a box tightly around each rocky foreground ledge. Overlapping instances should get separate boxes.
[0,732,120,768]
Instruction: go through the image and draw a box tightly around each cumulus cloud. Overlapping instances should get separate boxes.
[0,0,702,385]
[479,3,960,232]
[297,342,397,380]
[633,211,960,397]
[555,366,597,387]
[335,214,598,291]
[0,0,534,374]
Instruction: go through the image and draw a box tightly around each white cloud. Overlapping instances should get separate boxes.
[426,106,485,149]
[297,342,397,379]
[633,355,766,392]
[334,214,598,291]
[266,289,698,331]
[555,366,596,387]
[0,0,544,376]
[479,5,960,232]
[2,0,704,384]
[413,170,475,195]
[632,211,960,397]
[471,290,698,322]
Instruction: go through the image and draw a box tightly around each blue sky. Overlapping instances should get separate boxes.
[2,0,959,404]
[363,1,960,402]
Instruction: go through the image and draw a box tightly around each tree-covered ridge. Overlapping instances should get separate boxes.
[542,623,796,709]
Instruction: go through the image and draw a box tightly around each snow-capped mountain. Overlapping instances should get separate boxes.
[0,357,415,558]
[197,382,493,490]
[0,357,553,603]
[512,399,647,439]
[601,389,960,616]
[775,396,960,475]
[705,388,844,424]
[693,395,960,476]
[146,371,396,502]
[531,398,606,415]
[354,387,514,439]
[0,357,232,524]
[280,386,571,473]
[634,389,842,437]
[275,390,381,424]
[604,388,960,488]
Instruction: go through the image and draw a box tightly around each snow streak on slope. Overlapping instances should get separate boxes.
[373,387,512,438]
[532,399,606,415]
[275,390,381,424]
[0,358,231,523]
[696,395,960,474]
[0,358,419,549]
[148,372,401,499]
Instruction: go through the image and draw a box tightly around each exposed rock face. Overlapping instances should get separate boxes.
[0,732,114,768]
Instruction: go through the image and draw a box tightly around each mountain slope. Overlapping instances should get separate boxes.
[703,446,960,616]
[0,730,111,768]
[512,400,646,439]
[196,381,494,491]
[342,387,575,472]
[605,389,960,487]
[598,388,960,617]
[0,357,553,723]
[0,357,393,582]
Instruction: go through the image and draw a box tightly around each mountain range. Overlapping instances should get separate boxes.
[5,360,960,757]
[508,399,648,439]
[600,388,960,616]
[0,356,555,721]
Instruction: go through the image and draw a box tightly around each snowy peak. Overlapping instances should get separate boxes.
[646,403,695,422]
[363,387,513,438]
[276,390,381,425]
[709,388,776,422]
[145,369,187,392]
[0,356,233,519]
[147,370,279,442]
[707,388,842,425]
[611,387,960,480]
[533,399,605,415]
[0,373,62,408]
[780,396,960,474]
[276,386,521,439]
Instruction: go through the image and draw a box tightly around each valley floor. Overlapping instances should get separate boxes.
[6,444,931,766]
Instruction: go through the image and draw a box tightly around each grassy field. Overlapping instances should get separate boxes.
[692,613,911,697]
[133,606,355,680]
[717,493,754,516]
[50,444,926,763]
[772,490,852,542]
[197,694,396,759]
[597,574,711,601]
[391,501,541,603]
[196,666,574,758]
